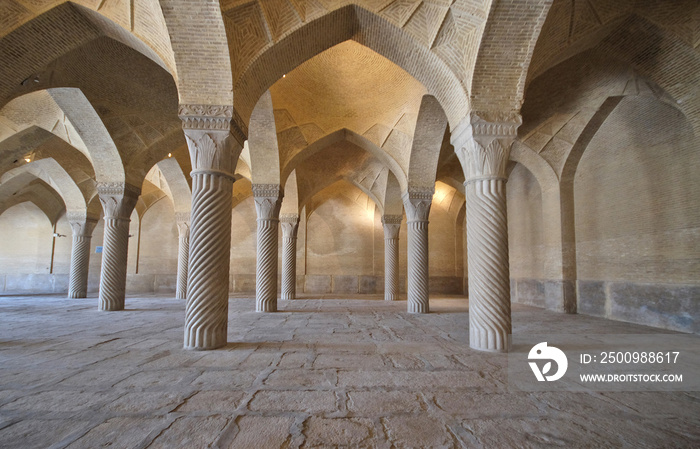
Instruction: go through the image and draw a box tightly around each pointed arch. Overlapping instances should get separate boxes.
[0,176,65,225]
[302,177,383,218]
[282,128,407,192]
[0,2,176,108]
[233,6,469,130]
[0,158,86,214]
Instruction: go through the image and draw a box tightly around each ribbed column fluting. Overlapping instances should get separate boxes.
[465,178,511,351]
[382,215,401,301]
[280,214,299,300]
[176,216,190,300]
[184,172,233,349]
[403,189,432,314]
[253,184,283,312]
[67,214,97,299]
[68,234,91,298]
[99,217,131,310]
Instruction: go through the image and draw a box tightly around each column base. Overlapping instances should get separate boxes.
[68,291,86,299]
[281,293,294,300]
[98,300,124,311]
[384,293,399,301]
[256,301,277,312]
[407,301,429,313]
[184,325,227,350]
[469,329,510,352]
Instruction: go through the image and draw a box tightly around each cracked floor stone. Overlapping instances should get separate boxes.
[0,293,698,448]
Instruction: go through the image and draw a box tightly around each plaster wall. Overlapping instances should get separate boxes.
[0,202,72,294]
[574,96,700,333]
[1,185,465,296]
[507,163,547,307]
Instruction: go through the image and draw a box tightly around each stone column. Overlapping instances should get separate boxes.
[453,113,521,352]
[175,212,190,300]
[253,184,283,312]
[67,212,98,299]
[180,104,244,350]
[97,183,139,311]
[402,188,433,313]
[280,214,299,300]
[382,215,402,301]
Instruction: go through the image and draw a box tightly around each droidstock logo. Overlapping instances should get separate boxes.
[528,342,568,382]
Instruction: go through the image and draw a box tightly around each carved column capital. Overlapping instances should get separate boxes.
[175,212,191,237]
[252,184,283,220]
[402,187,433,223]
[451,112,522,182]
[179,104,245,176]
[280,214,299,238]
[381,215,402,240]
[97,182,140,220]
[66,211,98,237]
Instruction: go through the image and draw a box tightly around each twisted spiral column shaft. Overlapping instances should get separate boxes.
[382,218,401,301]
[176,229,189,300]
[281,235,297,300]
[256,219,279,311]
[179,104,243,350]
[184,173,233,350]
[384,236,399,301]
[406,221,429,313]
[466,178,511,352]
[68,234,91,298]
[98,218,130,310]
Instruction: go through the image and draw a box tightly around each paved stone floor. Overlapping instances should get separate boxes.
[0,294,698,448]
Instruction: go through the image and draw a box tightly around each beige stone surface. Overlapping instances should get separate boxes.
[0,294,698,448]
[0,5,698,448]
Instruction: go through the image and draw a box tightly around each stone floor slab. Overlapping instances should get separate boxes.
[0,294,697,448]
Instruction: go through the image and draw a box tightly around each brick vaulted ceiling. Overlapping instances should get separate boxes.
[0,0,698,220]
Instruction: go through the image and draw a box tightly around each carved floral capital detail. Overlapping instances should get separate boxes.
[382,215,402,239]
[66,211,98,236]
[451,112,522,181]
[402,187,433,222]
[184,131,235,174]
[280,214,299,238]
[97,182,140,220]
[178,104,247,146]
[252,184,283,220]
